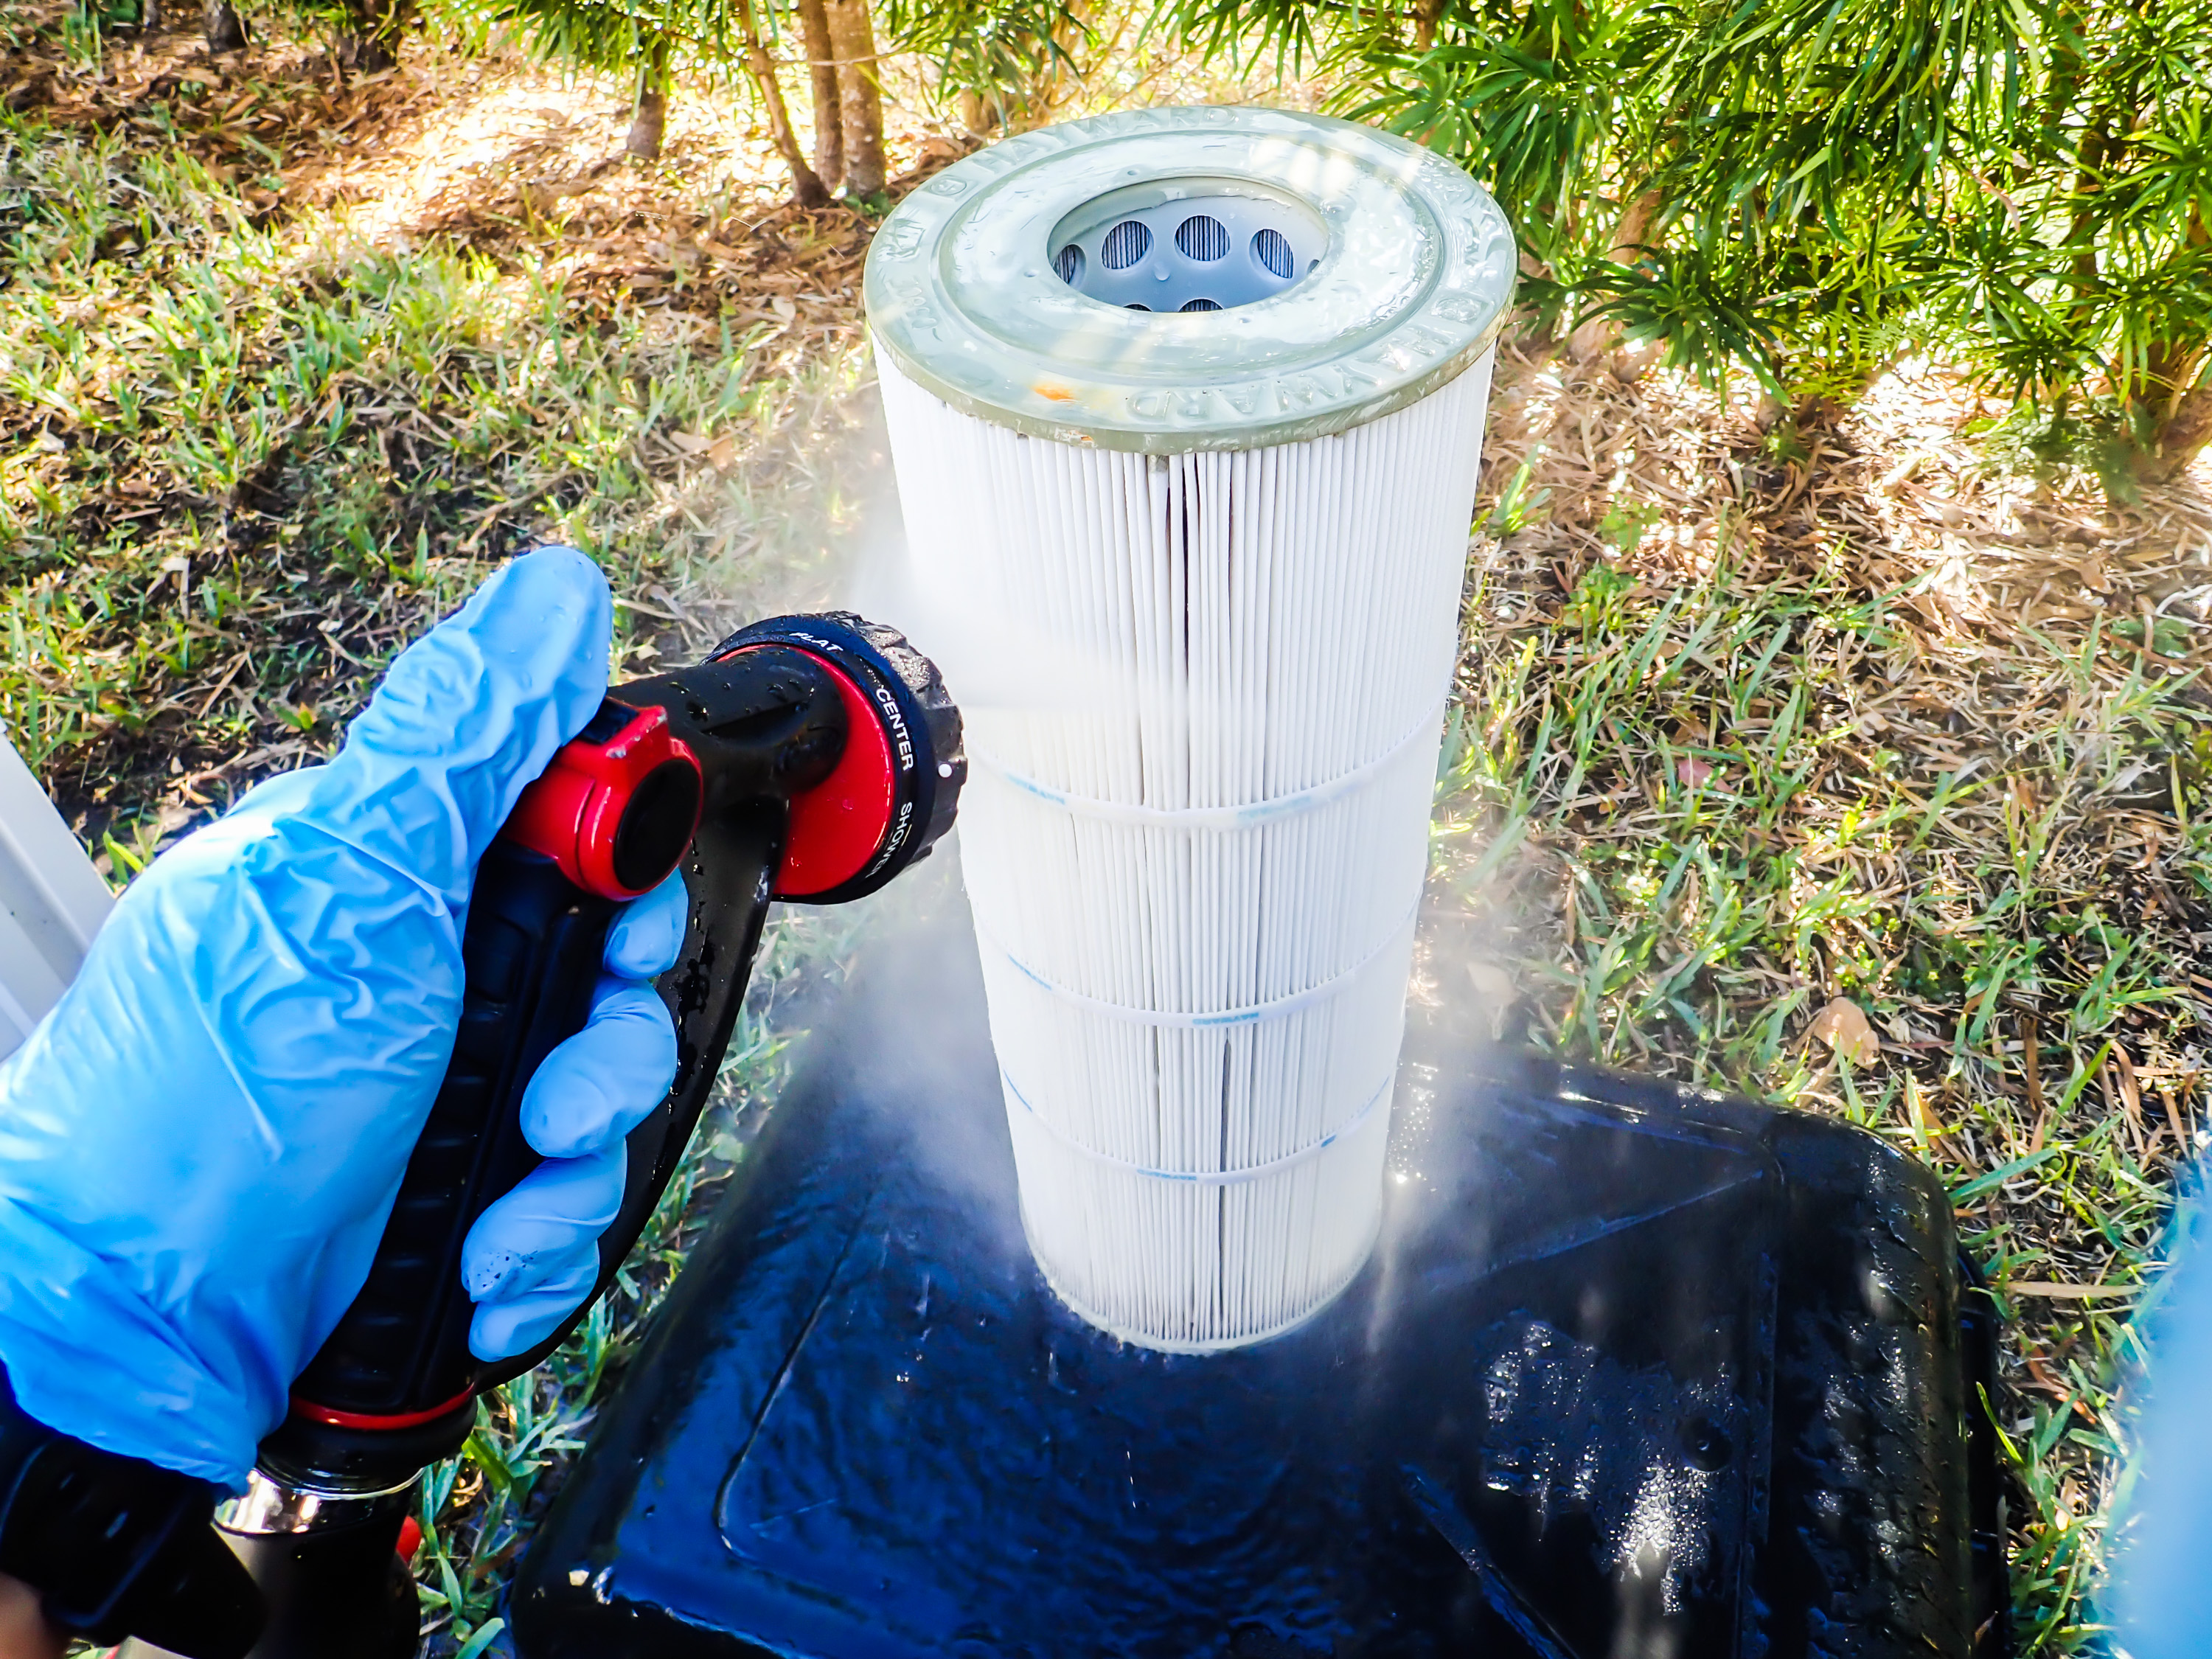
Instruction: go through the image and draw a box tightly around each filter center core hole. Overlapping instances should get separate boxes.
[1050,184,1324,315]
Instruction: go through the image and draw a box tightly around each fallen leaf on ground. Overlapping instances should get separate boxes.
[1809,997,1881,1066]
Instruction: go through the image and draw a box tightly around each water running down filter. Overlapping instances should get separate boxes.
[867,107,1515,1349]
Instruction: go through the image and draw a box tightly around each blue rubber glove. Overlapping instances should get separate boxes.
[0,547,681,1489]
[2107,1185,2212,1657]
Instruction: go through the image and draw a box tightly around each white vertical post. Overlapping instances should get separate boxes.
[0,729,112,1061]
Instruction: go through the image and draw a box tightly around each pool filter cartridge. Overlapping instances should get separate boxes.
[866,107,1514,1350]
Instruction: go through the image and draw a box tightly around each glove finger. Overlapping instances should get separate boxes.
[469,1274,602,1363]
[603,870,688,980]
[461,1144,624,1310]
[517,975,676,1159]
[298,546,612,908]
[471,1283,602,1371]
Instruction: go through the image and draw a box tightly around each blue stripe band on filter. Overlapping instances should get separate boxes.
[1002,1070,1394,1186]
[964,699,1447,831]
[975,906,1420,1029]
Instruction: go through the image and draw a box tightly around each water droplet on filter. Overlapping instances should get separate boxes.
[1680,1415,1733,1472]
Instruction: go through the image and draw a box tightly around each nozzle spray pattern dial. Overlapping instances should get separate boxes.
[717,610,965,904]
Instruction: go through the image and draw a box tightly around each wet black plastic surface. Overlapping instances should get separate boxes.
[514,910,2006,1659]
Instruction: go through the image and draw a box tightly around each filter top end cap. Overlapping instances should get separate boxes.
[863,107,1517,454]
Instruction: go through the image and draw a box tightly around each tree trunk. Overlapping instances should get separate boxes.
[824,0,886,198]
[139,0,161,34]
[958,88,995,139]
[1567,187,1663,363]
[338,33,399,72]
[2144,383,2212,483]
[1413,0,1444,49]
[2128,206,2210,482]
[335,0,411,71]
[734,0,831,206]
[204,0,246,52]
[627,42,670,159]
[2035,6,2084,188]
[627,87,668,159]
[1019,0,1089,130]
[795,0,844,191]
[2066,112,2113,294]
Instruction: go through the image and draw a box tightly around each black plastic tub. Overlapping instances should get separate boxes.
[512,907,2008,1659]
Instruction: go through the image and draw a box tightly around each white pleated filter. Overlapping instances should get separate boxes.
[866,107,1515,1350]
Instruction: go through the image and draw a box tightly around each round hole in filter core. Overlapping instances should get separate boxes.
[1099,219,1152,270]
[1049,180,1326,313]
[1174,213,1229,261]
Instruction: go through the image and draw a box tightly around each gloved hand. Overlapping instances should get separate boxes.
[2107,1189,2212,1658]
[0,547,681,1489]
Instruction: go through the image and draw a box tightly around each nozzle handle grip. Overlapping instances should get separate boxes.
[266,618,961,1486]
[282,696,714,1450]
[284,833,625,1437]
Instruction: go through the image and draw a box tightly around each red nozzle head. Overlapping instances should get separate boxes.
[501,700,703,900]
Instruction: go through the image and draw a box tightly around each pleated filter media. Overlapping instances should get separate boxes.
[865,107,1515,1350]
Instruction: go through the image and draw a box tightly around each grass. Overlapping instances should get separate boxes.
[0,12,905,1655]
[0,7,890,867]
[1426,344,2212,1652]
[5,6,2210,1655]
